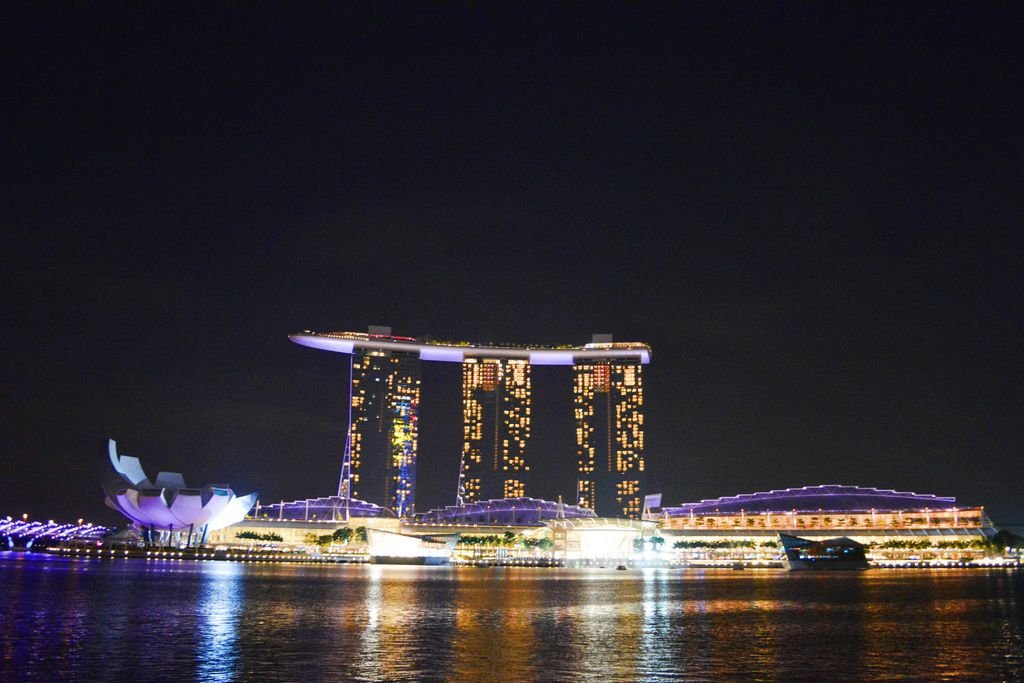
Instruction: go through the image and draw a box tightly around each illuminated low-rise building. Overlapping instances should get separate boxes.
[546,517,657,566]
[205,515,401,548]
[655,485,997,563]
[365,528,459,565]
[203,484,1008,567]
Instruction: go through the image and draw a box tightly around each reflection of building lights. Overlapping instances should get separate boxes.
[197,563,243,680]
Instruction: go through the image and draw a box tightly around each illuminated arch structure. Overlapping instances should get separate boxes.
[291,328,652,518]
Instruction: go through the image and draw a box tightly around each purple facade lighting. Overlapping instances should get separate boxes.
[293,336,356,354]
[420,347,465,362]
[528,351,575,366]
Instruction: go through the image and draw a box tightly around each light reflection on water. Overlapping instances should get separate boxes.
[196,561,244,682]
[1,553,1022,682]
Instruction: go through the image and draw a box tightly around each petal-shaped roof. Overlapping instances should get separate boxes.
[209,493,258,531]
[103,439,256,531]
[108,439,151,487]
[154,472,187,491]
[169,490,212,528]
[200,487,233,523]
[105,489,150,527]
[138,490,183,528]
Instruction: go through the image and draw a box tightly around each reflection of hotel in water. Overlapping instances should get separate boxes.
[290,328,652,518]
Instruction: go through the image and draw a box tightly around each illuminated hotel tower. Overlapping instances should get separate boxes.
[574,337,646,518]
[346,342,421,517]
[291,327,649,516]
[458,358,531,503]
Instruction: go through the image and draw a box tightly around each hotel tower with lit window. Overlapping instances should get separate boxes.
[458,358,531,503]
[347,333,422,518]
[290,328,650,518]
[574,336,646,518]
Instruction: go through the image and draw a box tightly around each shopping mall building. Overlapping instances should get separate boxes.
[201,484,1002,566]
[655,484,997,564]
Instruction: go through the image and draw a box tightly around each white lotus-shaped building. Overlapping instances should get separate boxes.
[103,439,256,537]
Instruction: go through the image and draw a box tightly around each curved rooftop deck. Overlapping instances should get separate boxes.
[290,331,651,365]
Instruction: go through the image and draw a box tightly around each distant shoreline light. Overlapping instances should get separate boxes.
[289,330,652,365]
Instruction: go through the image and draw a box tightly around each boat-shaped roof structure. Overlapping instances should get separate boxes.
[289,330,651,365]
[663,485,962,515]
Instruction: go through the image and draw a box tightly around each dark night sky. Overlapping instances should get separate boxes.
[5,4,1022,525]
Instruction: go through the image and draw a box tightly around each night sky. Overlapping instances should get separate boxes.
[6,4,1022,525]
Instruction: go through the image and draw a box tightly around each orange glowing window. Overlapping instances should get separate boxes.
[480,363,499,391]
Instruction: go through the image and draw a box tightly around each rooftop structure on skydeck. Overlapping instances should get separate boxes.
[289,330,652,365]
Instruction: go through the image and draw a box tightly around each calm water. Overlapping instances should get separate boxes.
[1,553,1022,682]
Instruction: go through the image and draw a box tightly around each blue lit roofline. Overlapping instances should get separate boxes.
[289,333,651,365]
